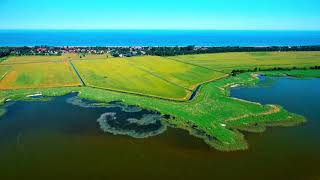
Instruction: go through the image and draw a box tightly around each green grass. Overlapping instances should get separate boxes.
[73,58,191,100]
[172,51,320,72]
[261,69,320,78]
[0,53,82,64]
[0,62,81,90]
[123,56,227,90]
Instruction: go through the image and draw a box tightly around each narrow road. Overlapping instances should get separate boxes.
[68,60,86,86]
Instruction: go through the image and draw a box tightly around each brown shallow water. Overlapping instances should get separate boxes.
[0,77,319,180]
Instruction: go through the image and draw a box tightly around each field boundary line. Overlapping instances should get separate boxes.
[225,105,281,122]
[164,57,226,74]
[0,71,8,81]
[0,84,82,91]
[86,84,191,102]
[68,60,86,86]
[0,60,64,66]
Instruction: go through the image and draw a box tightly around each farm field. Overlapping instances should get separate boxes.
[0,62,81,90]
[73,58,190,100]
[1,53,78,64]
[123,56,226,90]
[171,51,320,72]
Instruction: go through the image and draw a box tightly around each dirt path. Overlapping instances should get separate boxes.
[225,105,281,122]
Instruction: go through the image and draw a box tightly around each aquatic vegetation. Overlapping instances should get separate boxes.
[119,104,143,113]
[0,108,6,117]
[97,112,167,138]
[66,96,143,113]
[66,95,109,108]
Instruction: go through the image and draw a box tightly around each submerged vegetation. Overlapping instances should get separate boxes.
[0,51,319,151]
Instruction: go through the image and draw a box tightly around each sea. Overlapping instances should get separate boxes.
[0,30,320,47]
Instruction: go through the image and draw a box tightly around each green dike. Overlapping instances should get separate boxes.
[261,69,320,78]
[0,72,311,151]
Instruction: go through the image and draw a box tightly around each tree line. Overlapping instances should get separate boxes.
[1,45,320,58]
[231,66,320,76]
[145,46,320,56]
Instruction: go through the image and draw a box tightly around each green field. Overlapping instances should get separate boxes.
[73,58,191,100]
[0,62,81,89]
[123,56,226,90]
[1,53,85,64]
[171,51,320,72]
[0,51,319,151]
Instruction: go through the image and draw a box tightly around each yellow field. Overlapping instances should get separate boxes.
[1,53,78,64]
[0,62,81,89]
[1,51,319,100]
[73,59,190,100]
[172,51,320,72]
[124,56,226,90]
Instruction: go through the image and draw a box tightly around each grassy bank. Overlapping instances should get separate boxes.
[261,69,320,78]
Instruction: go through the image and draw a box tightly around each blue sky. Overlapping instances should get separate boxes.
[0,0,319,30]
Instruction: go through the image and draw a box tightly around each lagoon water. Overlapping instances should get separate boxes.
[0,77,319,179]
[1,30,320,46]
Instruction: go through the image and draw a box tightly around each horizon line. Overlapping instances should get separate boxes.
[1,29,320,31]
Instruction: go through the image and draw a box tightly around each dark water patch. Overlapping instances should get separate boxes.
[189,85,201,100]
[230,76,320,179]
[98,112,167,138]
[0,77,319,179]
[66,96,143,112]
[66,95,167,138]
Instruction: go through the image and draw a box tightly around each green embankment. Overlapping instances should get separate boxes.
[0,72,308,151]
[261,69,320,78]
[172,51,320,73]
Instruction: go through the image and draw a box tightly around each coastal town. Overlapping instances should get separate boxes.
[1,45,320,59]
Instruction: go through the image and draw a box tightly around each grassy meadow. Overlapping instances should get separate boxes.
[0,62,81,90]
[172,51,320,72]
[73,58,190,100]
[124,56,227,90]
[1,53,79,64]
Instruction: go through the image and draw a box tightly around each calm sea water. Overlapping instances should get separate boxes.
[0,30,320,46]
[0,77,319,180]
